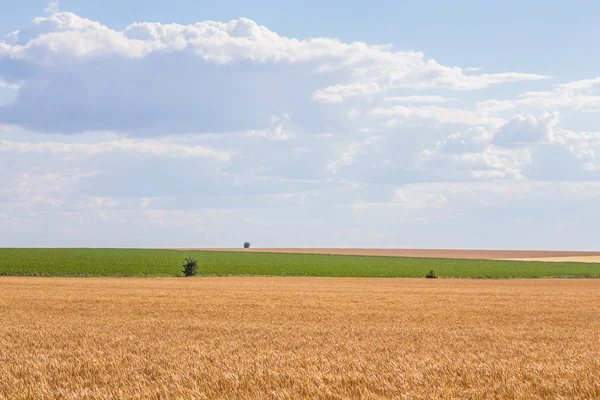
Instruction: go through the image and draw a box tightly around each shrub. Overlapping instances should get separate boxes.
[244,242,251,249]
[182,257,198,277]
[425,269,438,279]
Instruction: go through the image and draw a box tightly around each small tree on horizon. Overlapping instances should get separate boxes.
[244,242,251,249]
[182,257,198,277]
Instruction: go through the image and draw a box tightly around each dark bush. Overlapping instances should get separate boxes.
[244,242,251,249]
[425,269,438,279]
[182,257,198,277]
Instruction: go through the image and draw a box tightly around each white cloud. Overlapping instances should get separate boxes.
[0,137,234,160]
[371,105,505,127]
[326,136,384,173]
[384,95,457,104]
[493,112,559,146]
[423,110,600,181]
[247,114,295,140]
[1,169,97,211]
[425,127,493,155]
[517,91,600,112]
[480,78,600,114]
[313,83,382,103]
[292,146,310,155]
[77,197,118,210]
[475,99,516,114]
[556,78,600,92]
[44,1,60,15]
[455,147,531,180]
[352,186,451,222]
[0,13,546,79]
[0,78,19,89]
[0,12,548,134]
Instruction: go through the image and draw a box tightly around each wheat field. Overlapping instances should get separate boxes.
[1,277,599,399]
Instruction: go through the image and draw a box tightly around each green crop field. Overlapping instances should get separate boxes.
[0,248,599,278]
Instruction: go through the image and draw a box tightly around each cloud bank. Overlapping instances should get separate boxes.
[1,10,599,248]
[0,12,547,135]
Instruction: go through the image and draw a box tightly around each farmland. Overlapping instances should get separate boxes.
[1,277,599,399]
[1,248,600,278]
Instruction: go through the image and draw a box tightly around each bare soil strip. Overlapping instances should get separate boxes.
[176,247,600,260]
[503,255,600,263]
[1,277,599,399]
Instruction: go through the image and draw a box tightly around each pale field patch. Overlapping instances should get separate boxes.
[179,248,600,261]
[1,277,599,399]
[501,256,600,263]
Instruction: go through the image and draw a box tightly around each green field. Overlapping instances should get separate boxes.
[0,248,599,278]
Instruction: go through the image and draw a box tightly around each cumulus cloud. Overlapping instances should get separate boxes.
[423,110,600,181]
[44,1,60,14]
[493,112,559,146]
[425,127,493,155]
[0,12,547,135]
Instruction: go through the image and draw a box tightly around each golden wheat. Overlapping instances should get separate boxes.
[1,277,599,399]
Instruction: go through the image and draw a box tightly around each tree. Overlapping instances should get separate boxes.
[425,269,438,279]
[244,242,251,249]
[182,258,198,276]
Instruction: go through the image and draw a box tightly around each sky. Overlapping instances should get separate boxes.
[1,1,600,249]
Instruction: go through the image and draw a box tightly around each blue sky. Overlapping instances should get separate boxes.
[1,1,599,249]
